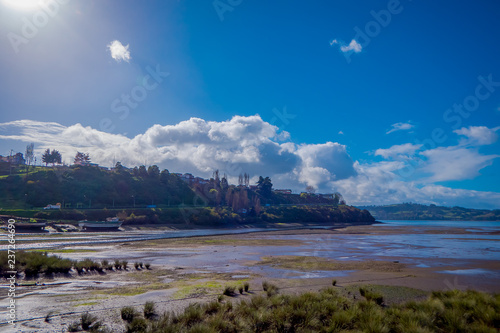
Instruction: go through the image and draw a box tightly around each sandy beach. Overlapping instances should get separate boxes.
[1,222,499,332]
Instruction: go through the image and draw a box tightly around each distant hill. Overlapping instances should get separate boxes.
[357,203,500,221]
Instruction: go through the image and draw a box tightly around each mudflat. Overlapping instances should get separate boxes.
[1,222,499,332]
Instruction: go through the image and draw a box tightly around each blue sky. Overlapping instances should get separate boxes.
[1,0,499,208]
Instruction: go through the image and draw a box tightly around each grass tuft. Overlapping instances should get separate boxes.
[121,306,138,323]
[144,301,157,320]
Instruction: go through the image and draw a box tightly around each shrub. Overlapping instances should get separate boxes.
[121,306,138,323]
[102,260,113,270]
[145,263,151,270]
[122,260,128,270]
[68,321,80,332]
[262,281,279,297]
[144,301,157,320]
[81,312,97,330]
[114,259,121,270]
[239,286,244,294]
[126,317,148,333]
[223,286,235,296]
[134,262,140,270]
[244,282,250,292]
[359,287,384,305]
[332,279,337,286]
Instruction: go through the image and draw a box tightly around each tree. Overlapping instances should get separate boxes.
[305,185,316,194]
[25,143,34,171]
[147,165,160,178]
[213,170,221,188]
[50,150,62,165]
[138,165,148,178]
[42,149,52,166]
[114,162,125,173]
[244,173,250,187]
[257,176,273,199]
[74,152,91,165]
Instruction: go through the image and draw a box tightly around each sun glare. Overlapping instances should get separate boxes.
[1,0,51,11]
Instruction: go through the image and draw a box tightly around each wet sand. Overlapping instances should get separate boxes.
[1,222,499,332]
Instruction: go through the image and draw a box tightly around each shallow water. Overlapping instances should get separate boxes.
[3,221,500,281]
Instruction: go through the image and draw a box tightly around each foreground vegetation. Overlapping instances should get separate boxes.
[0,251,150,278]
[359,203,500,221]
[107,286,500,333]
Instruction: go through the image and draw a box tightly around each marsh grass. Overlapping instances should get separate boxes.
[81,312,98,330]
[121,306,138,323]
[117,288,500,332]
[0,251,73,278]
[223,285,235,296]
[144,301,157,320]
[359,286,384,305]
[262,281,279,297]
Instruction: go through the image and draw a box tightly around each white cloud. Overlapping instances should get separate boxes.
[340,39,362,53]
[107,40,131,63]
[420,146,499,182]
[374,143,422,159]
[454,126,500,146]
[330,38,362,53]
[338,131,344,135]
[331,161,500,209]
[386,121,414,134]
[296,142,357,189]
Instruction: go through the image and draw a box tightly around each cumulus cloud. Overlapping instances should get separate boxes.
[1,118,499,209]
[330,39,362,53]
[454,126,500,146]
[296,142,357,189]
[107,40,131,62]
[386,121,414,134]
[331,161,500,209]
[0,117,352,188]
[374,143,422,159]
